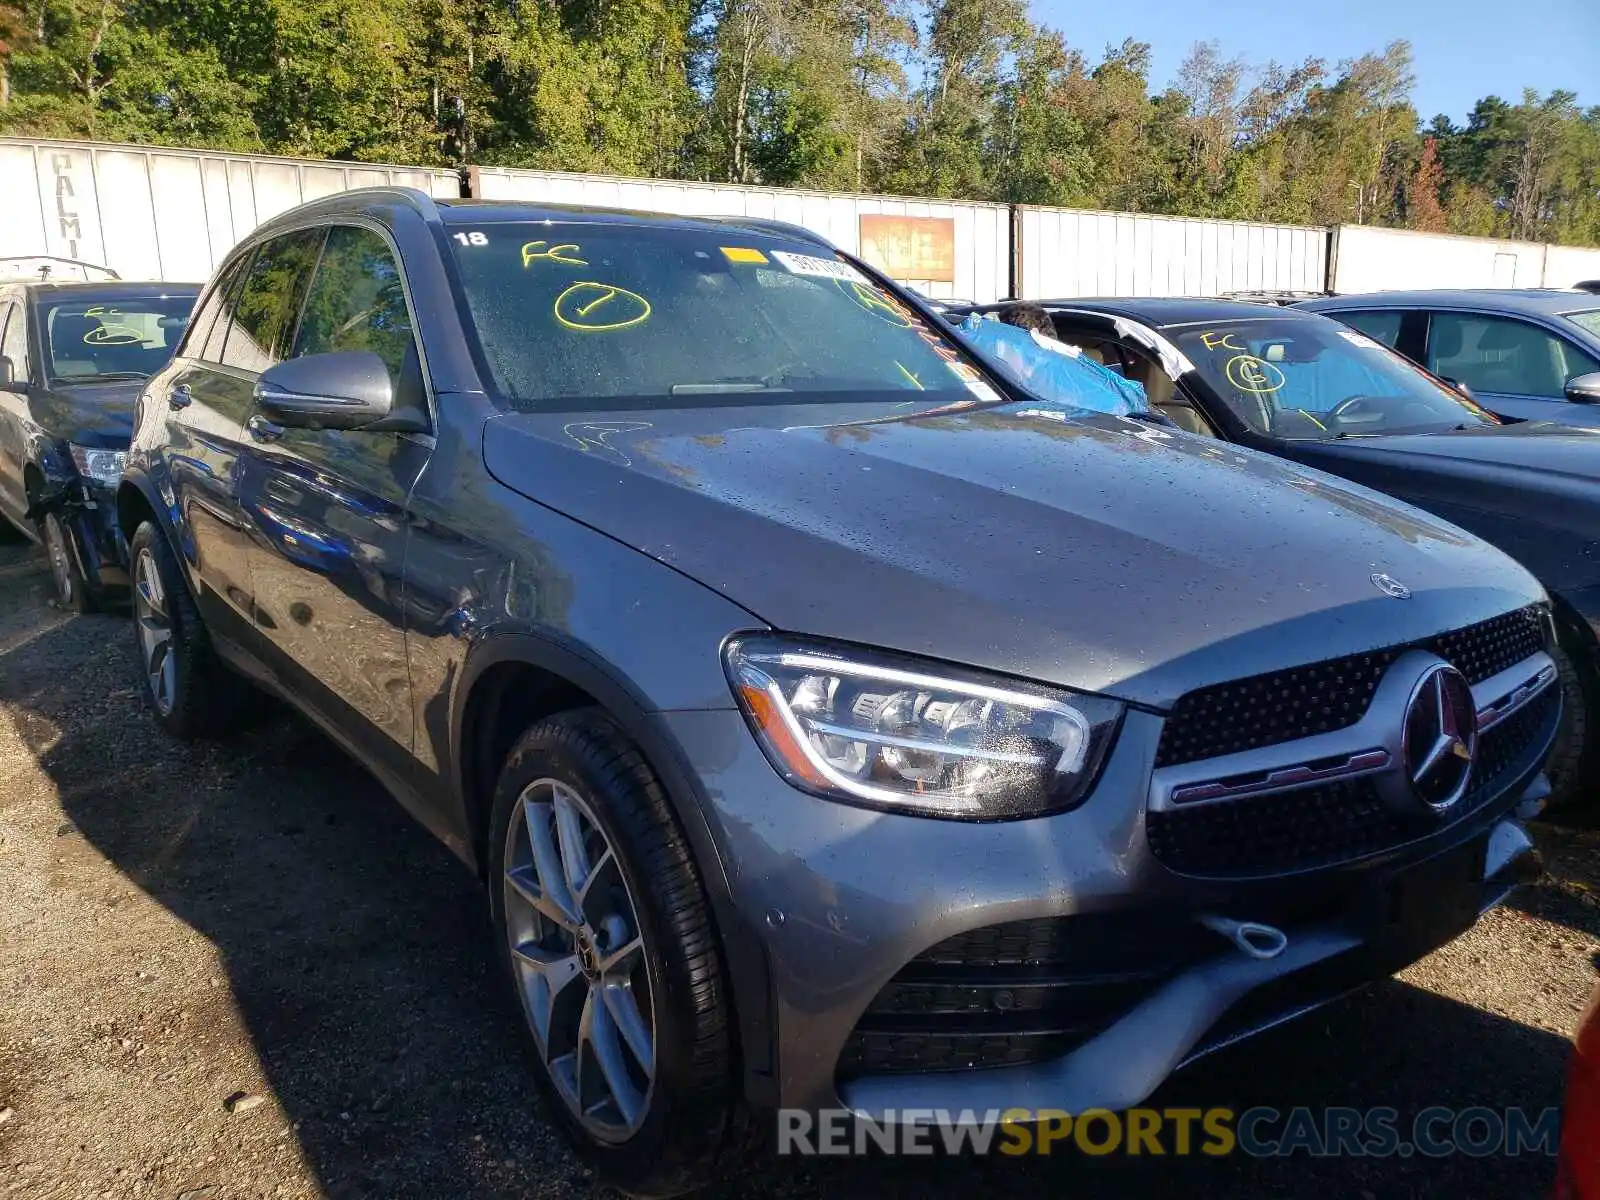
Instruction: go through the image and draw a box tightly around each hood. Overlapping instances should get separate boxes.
[32,380,141,447]
[1289,421,1600,598]
[483,402,1543,708]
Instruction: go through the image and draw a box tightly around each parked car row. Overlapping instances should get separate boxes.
[941,295,1600,816]
[0,198,1596,1196]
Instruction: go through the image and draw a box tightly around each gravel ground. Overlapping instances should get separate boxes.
[1,531,1598,1200]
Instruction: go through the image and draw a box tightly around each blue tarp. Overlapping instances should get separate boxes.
[957,314,1149,416]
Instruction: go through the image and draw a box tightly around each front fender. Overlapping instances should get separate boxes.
[115,466,200,596]
[450,628,780,1104]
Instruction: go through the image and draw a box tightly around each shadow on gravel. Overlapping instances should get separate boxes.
[1506,824,1600,939]
[0,608,1581,1200]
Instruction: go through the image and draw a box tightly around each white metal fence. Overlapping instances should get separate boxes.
[1015,207,1328,300]
[3,136,1599,302]
[0,137,458,283]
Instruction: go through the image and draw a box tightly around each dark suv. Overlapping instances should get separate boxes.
[121,189,1558,1195]
[0,278,199,609]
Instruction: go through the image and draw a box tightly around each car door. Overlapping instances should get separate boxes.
[0,296,32,528]
[155,247,280,646]
[239,223,431,755]
[1424,310,1600,423]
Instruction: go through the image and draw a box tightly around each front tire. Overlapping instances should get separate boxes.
[487,710,741,1197]
[40,510,94,614]
[128,520,256,739]
[1545,633,1599,818]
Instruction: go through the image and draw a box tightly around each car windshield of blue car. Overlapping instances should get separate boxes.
[1171,317,1499,440]
[41,294,197,383]
[446,222,1000,412]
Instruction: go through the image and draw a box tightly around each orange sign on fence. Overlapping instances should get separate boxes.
[858,215,956,283]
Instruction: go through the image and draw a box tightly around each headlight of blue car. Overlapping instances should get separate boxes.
[69,445,127,487]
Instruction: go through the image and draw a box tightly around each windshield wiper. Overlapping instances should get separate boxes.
[54,370,151,383]
[670,381,788,395]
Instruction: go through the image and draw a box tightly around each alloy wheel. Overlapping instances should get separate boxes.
[42,513,74,607]
[502,778,655,1143]
[133,548,176,716]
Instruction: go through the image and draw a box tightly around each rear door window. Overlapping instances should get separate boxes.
[201,254,253,364]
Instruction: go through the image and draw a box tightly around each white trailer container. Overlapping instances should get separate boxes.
[0,137,459,283]
[468,166,1012,303]
[1542,243,1600,289]
[1014,206,1328,300]
[1328,225,1600,293]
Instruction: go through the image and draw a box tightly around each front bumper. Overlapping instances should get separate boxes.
[27,479,128,593]
[663,656,1556,1117]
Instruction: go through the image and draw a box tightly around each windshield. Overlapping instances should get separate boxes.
[41,294,197,382]
[1172,317,1498,439]
[447,222,994,412]
[1564,309,1600,339]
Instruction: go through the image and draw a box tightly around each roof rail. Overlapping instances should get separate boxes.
[0,256,120,282]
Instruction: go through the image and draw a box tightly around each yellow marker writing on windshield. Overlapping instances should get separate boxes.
[895,361,925,390]
[522,241,588,268]
[1224,353,1286,395]
[1200,330,1245,352]
[839,279,914,328]
[553,282,652,332]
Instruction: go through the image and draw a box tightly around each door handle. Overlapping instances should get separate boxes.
[167,384,192,410]
[247,414,284,443]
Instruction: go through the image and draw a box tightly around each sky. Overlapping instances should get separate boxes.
[1031,0,1597,125]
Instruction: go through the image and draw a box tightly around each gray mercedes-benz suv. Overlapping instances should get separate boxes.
[119,189,1558,1195]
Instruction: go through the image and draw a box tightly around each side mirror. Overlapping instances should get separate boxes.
[254,351,419,432]
[1565,371,1600,405]
[0,356,22,391]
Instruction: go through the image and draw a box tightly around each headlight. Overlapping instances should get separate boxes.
[69,445,126,486]
[724,634,1122,819]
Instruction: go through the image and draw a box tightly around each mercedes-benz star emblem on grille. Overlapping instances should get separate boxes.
[1402,663,1478,813]
[1371,573,1411,599]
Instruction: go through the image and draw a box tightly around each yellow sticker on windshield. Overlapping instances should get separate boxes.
[720,246,768,265]
[554,282,652,332]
